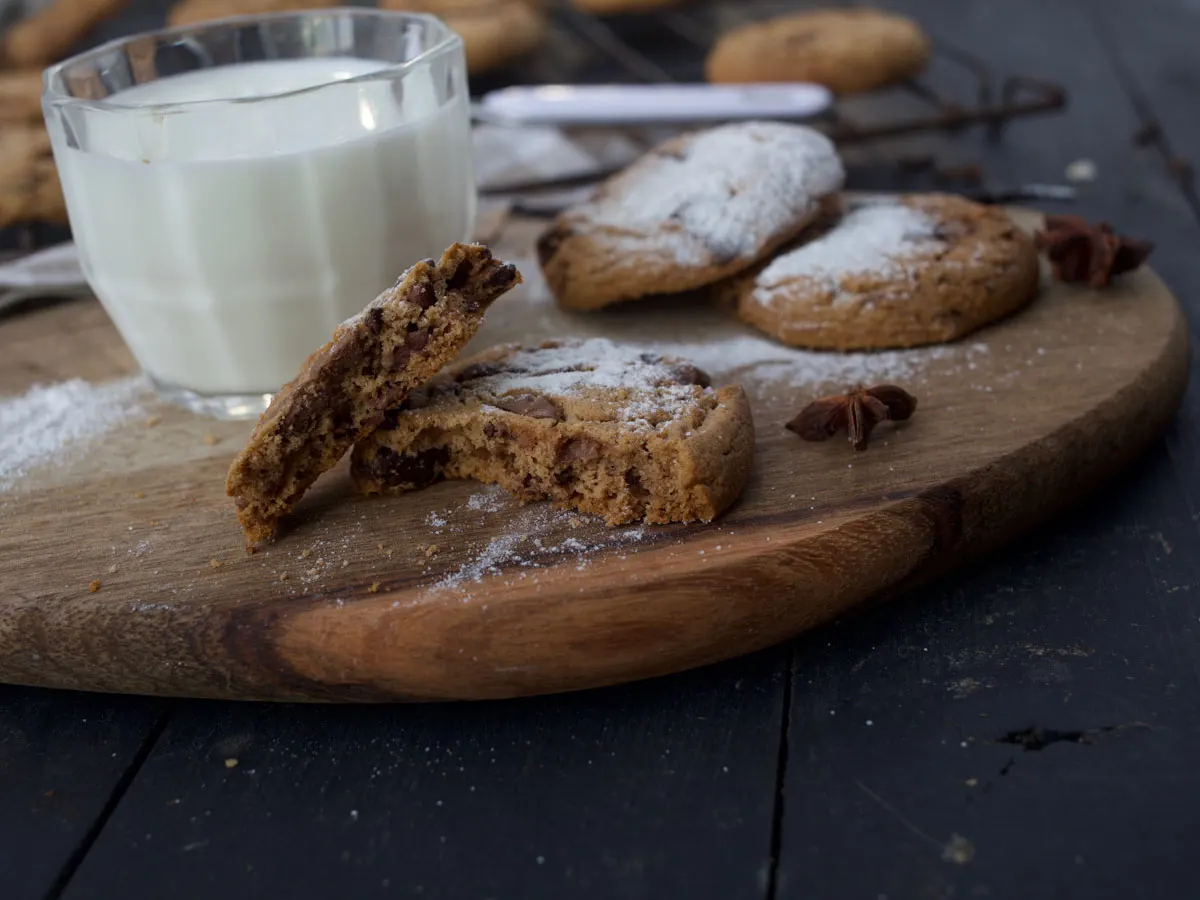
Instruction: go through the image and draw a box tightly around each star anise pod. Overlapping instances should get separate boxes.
[786,384,917,452]
[1033,214,1154,288]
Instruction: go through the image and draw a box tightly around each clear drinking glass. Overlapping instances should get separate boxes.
[43,10,477,420]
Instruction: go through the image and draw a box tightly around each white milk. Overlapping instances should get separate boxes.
[52,58,475,395]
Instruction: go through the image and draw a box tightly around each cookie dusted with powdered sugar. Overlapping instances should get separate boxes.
[226,243,521,546]
[351,338,755,525]
[536,121,844,311]
[717,194,1040,351]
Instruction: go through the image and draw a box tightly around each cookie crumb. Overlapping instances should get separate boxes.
[145,416,161,428]
[368,581,381,593]
[569,516,583,529]
[107,564,118,575]
[299,549,313,559]
[134,490,145,499]
[224,758,238,769]
[424,544,439,557]
[279,572,291,582]
[203,433,220,446]
[209,558,223,569]
[88,579,101,593]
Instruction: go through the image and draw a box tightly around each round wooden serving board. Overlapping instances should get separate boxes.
[0,207,1189,702]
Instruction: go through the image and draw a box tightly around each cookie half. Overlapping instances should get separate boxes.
[351,338,755,526]
[536,121,844,312]
[226,243,522,545]
[720,194,1040,351]
[706,8,931,96]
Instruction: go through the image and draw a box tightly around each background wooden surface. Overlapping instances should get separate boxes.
[3,0,1200,898]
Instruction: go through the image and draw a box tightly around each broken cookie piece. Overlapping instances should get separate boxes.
[226,243,522,546]
[350,338,755,525]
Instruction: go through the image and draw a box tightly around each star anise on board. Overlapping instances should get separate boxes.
[1033,214,1154,288]
[786,385,918,452]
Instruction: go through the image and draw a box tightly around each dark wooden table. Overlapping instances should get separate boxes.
[5,1,1200,897]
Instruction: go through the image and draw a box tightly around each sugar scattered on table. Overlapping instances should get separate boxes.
[432,504,649,595]
[465,486,509,513]
[0,377,147,492]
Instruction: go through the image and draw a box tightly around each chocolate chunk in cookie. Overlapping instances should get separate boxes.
[715,194,1040,351]
[226,243,522,546]
[351,338,755,526]
[536,121,844,312]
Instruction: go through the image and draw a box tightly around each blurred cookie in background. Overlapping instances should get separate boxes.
[168,0,328,27]
[706,7,931,95]
[380,0,548,75]
[0,124,67,227]
[569,0,687,14]
[2,0,133,68]
[0,71,46,124]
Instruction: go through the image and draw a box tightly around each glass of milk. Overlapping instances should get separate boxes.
[42,10,476,419]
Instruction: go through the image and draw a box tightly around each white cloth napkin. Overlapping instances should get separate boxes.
[0,125,640,313]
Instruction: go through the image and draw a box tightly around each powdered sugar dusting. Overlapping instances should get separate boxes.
[754,202,942,306]
[470,272,995,400]
[0,377,148,492]
[570,121,843,266]
[468,338,706,429]
[466,485,509,513]
[432,503,648,593]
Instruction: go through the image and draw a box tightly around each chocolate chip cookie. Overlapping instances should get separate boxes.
[226,243,522,545]
[706,8,931,96]
[536,121,844,312]
[351,338,755,526]
[718,194,1040,351]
